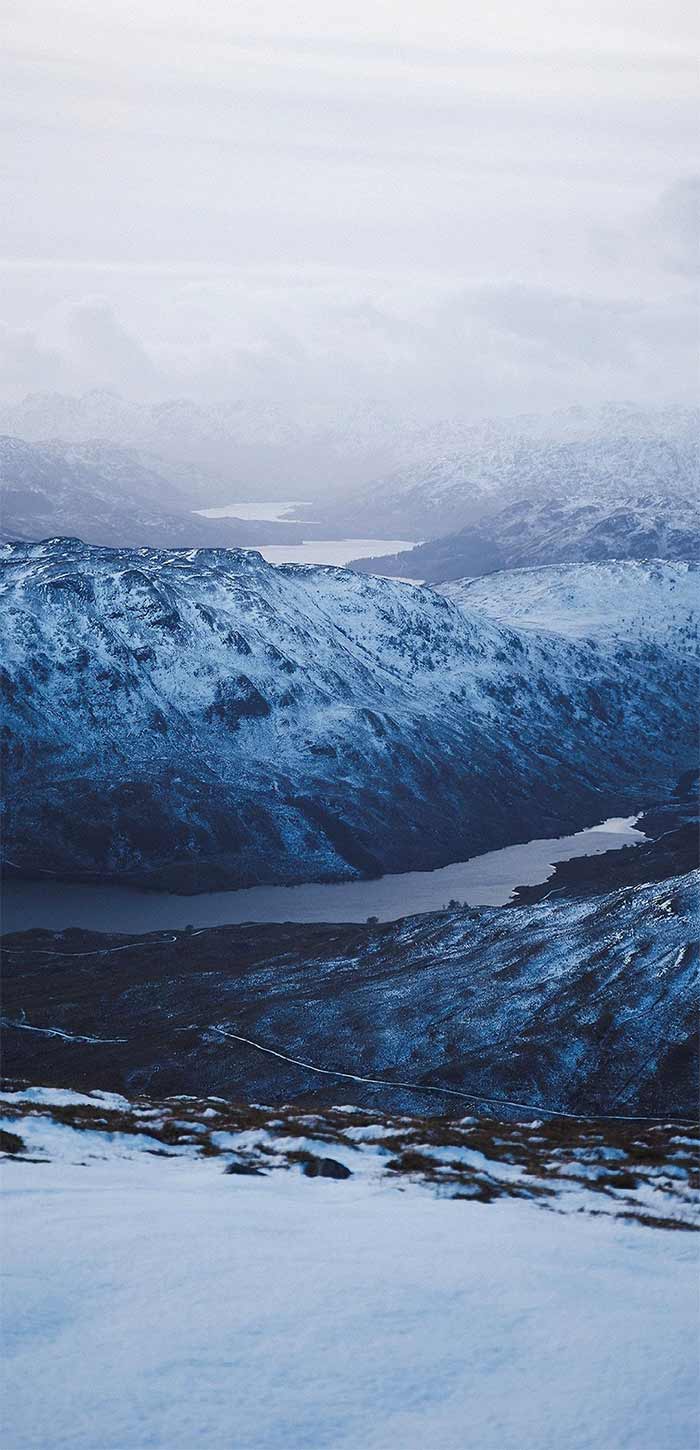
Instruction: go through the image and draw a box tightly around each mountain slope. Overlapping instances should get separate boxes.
[0,436,303,548]
[438,561,700,657]
[2,1104,695,1450]
[351,493,700,582]
[3,864,697,1115]
[321,403,699,538]
[1,542,697,889]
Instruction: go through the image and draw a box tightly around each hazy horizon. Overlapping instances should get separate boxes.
[2,0,698,433]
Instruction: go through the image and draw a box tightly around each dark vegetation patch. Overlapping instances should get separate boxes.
[0,1128,25,1154]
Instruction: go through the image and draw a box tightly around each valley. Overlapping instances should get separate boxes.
[0,814,645,932]
[0,436,307,550]
[3,7,699,1445]
[4,868,697,1118]
[3,793,697,1119]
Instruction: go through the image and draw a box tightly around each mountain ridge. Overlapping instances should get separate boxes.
[1,542,696,890]
[350,493,700,582]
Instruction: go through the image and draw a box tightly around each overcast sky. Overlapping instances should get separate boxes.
[2,0,698,421]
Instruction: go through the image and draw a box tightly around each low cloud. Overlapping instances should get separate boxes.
[649,177,700,276]
[66,301,160,395]
[0,323,63,396]
[0,267,695,423]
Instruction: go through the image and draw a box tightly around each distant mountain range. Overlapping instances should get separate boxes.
[0,394,696,524]
[351,492,700,582]
[330,403,699,539]
[0,391,407,499]
[0,437,303,548]
[2,543,696,890]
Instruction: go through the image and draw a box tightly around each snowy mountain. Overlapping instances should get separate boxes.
[351,493,700,582]
[0,436,304,548]
[324,403,699,539]
[439,560,700,648]
[2,394,696,517]
[0,391,406,499]
[1,542,696,889]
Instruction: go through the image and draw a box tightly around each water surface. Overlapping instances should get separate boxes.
[195,502,416,567]
[196,500,308,522]
[1,817,645,934]
[249,538,416,568]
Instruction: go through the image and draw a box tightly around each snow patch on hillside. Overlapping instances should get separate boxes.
[440,560,699,649]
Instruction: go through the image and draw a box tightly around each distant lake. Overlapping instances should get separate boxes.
[2,817,645,935]
[193,501,416,568]
[248,539,417,568]
[196,500,308,522]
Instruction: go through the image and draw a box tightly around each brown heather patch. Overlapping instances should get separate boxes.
[1,1080,697,1229]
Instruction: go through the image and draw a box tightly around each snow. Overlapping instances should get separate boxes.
[0,1085,130,1110]
[3,540,695,899]
[441,560,699,650]
[326,403,699,539]
[0,1114,168,1162]
[2,1152,697,1450]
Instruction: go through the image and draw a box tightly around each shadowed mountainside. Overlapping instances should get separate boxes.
[3,860,697,1117]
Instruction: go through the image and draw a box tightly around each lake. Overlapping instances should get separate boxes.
[249,539,416,568]
[194,500,416,568]
[196,500,309,522]
[1,817,645,934]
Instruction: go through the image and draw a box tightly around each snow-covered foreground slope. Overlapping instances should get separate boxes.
[1,1092,698,1450]
[439,559,699,647]
[1,542,697,889]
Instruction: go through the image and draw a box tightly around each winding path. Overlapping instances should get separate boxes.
[210,1026,695,1124]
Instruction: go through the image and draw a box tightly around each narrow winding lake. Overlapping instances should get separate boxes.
[1,817,645,934]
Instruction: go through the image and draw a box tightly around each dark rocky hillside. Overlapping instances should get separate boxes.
[3,863,697,1117]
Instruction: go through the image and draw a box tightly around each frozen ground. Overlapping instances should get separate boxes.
[1,1089,698,1450]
